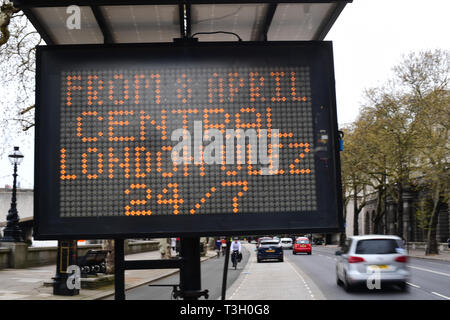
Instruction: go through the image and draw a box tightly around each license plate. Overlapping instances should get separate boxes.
[300,245,306,247]
[266,249,275,253]
[367,265,390,271]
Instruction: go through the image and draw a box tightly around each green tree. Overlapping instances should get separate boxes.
[340,122,370,236]
[362,85,419,237]
[396,50,449,254]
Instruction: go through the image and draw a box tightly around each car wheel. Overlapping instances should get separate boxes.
[257,258,261,263]
[399,282,409,292]
[336,273,343,286]
[292,251,296,255]
[279,257,284,262]
[343,272,353,292]
[307,252,312,255]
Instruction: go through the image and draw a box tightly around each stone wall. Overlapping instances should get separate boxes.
[126,240,159,255]
[0,248,10,269]
[0,188,33,223]
[0,240,159,269]
[407,242,450,252]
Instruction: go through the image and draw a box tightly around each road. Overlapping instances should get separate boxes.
[114,247,251,300]
[287,246,450,300]
[111,244,450,300]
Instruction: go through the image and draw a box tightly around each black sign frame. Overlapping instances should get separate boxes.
[34,41,343,239]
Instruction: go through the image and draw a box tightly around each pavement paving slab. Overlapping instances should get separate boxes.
[0,249,217,300]
[407,249,450,261]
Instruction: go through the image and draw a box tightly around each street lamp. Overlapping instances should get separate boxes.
[1,146,24,242]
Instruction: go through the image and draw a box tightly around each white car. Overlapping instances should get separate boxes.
[335,235,410,292]
[280,238,293,249]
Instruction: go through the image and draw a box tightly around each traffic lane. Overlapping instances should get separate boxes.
[227,244,323,300]
[311,246,450,299]
[406,262,450,300]
[406,268,450,300]
[285,249,437,300]
[313,245,450,272]
[119,247,250,300]
[313,246,450,276]
[408,257,450,276]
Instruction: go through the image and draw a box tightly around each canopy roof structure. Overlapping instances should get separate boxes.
[13,0,351,45]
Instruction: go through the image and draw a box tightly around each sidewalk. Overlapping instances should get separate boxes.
[0,249,217,300]
[407,248,450,262]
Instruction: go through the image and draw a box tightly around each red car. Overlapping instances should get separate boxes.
[293,237,312,255]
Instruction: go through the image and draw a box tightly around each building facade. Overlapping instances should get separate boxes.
[345,187,449,243]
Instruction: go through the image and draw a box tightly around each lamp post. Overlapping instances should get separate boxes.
[1,146,24,242]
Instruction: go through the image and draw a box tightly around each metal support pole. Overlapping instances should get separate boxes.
[53,240,79,295]
[2,163,24,242]
[114,239,125,300]
[180,236,201,300]
[221,237,231,300]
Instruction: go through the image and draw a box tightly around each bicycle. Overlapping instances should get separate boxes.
[231,250,241,269]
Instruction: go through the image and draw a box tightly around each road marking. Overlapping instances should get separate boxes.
[406,282,420,288]
[409,266,450,277]
[431,292,450,300]
[286,261,315,300]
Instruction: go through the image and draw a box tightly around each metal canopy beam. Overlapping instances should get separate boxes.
[14,1,352,8]
[178,2,192,39]
[13,0,351,45]
[314,0,347,40]
[21,8,55,45]
[90,6,114,44]
[258,3,277,41]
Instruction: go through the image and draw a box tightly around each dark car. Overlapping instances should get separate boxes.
[257,239,283,262]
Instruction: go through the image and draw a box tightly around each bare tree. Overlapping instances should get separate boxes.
[0,0,41,157]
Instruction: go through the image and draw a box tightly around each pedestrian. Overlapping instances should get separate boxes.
[171,237,177,255]
[221,238,227,256]
[216,238,222,258]
[175,237,180,255]
[447,237,450,249]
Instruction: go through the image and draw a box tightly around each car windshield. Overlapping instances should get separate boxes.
[355,239,402,254]
[281,240,292,243]
[296,239,309,244]
[260,241,279,246]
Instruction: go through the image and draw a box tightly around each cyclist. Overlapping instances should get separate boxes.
[230,238,242,269]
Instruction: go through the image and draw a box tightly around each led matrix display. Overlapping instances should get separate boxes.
[35,42,343,238]
[60,66,316,217]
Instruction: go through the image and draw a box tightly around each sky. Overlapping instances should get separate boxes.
[0,0,449,189]
[325,0,450,126]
